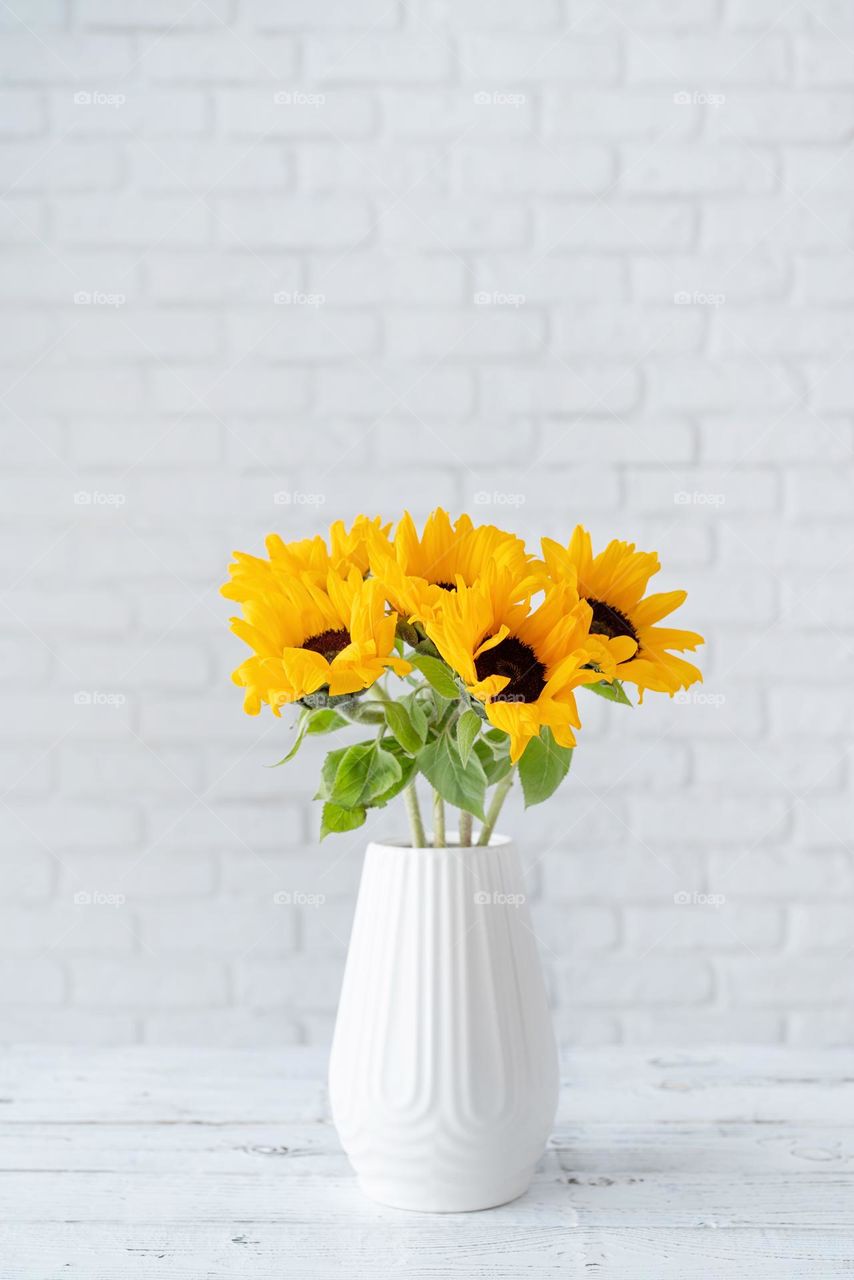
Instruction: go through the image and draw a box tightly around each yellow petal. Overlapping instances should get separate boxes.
[280,648,329,698]
[473,623,510,659]
[469,673,510,701]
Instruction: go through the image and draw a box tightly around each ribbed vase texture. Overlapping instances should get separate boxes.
[329,837,559,1212]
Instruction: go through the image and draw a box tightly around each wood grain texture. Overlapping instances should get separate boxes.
[2,1047,852,1279]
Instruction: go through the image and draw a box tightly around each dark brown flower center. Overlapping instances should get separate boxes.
[433,580,457,591]
[474,635,545,704]
[302,628,350,661]
[588,599,638,645]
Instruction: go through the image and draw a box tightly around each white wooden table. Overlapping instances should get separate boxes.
[1,1046,852,1278]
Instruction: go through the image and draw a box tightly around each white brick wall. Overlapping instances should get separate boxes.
[1,0,851,1048]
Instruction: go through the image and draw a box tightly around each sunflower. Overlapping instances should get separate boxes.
[222,515,389,607]
[424,568,635,762]
[329,514,391,578]
[225,568,411,715]
[222,534,328,606]
[537,526,703,700]
[368,507,534,624]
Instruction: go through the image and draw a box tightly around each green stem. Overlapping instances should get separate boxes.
[458,810,473,848]
[403,781,427,849]
[433,791,446,848]
[477,768,515,846]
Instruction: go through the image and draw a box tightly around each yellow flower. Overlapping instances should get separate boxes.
[222,535,327,606]
[329,514,391,577]
[225,568,411,715]
[424,568,633,763]
[222,515,390,606]
[369,507,534,623]
[538,526,704,699]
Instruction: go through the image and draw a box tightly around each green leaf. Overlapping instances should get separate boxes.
[409,653,460,700]
[403,692,429,742]
[474,737,512,786]
[329,741,402,809]
[456,708,481,767]
[370,744,418,808]
[314,747,349,802]
[268,709,310,767]
[418,733,487,820]
[383,700,426,755]
[518,728,573,808]
[586,678,633,706]
[320,802,366,841]
[306,708,349,735]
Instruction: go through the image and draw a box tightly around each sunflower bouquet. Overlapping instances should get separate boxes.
[222,510,703,847]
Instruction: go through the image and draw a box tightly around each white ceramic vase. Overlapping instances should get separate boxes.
[328,835,559,1213]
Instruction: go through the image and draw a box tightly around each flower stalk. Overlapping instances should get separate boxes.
[404,781,427,849]
[458,811,473,848]
[477,769,515,847]
[433,791,446,848]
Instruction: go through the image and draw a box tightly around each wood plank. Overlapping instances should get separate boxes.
[1,1121,852,1175]
[2,1046,852,1123]
[1,1224,851,1280]
[0,1047,328,1123]
[0,1167,850,1229]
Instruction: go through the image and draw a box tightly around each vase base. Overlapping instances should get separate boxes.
[356,1169,533,1214]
